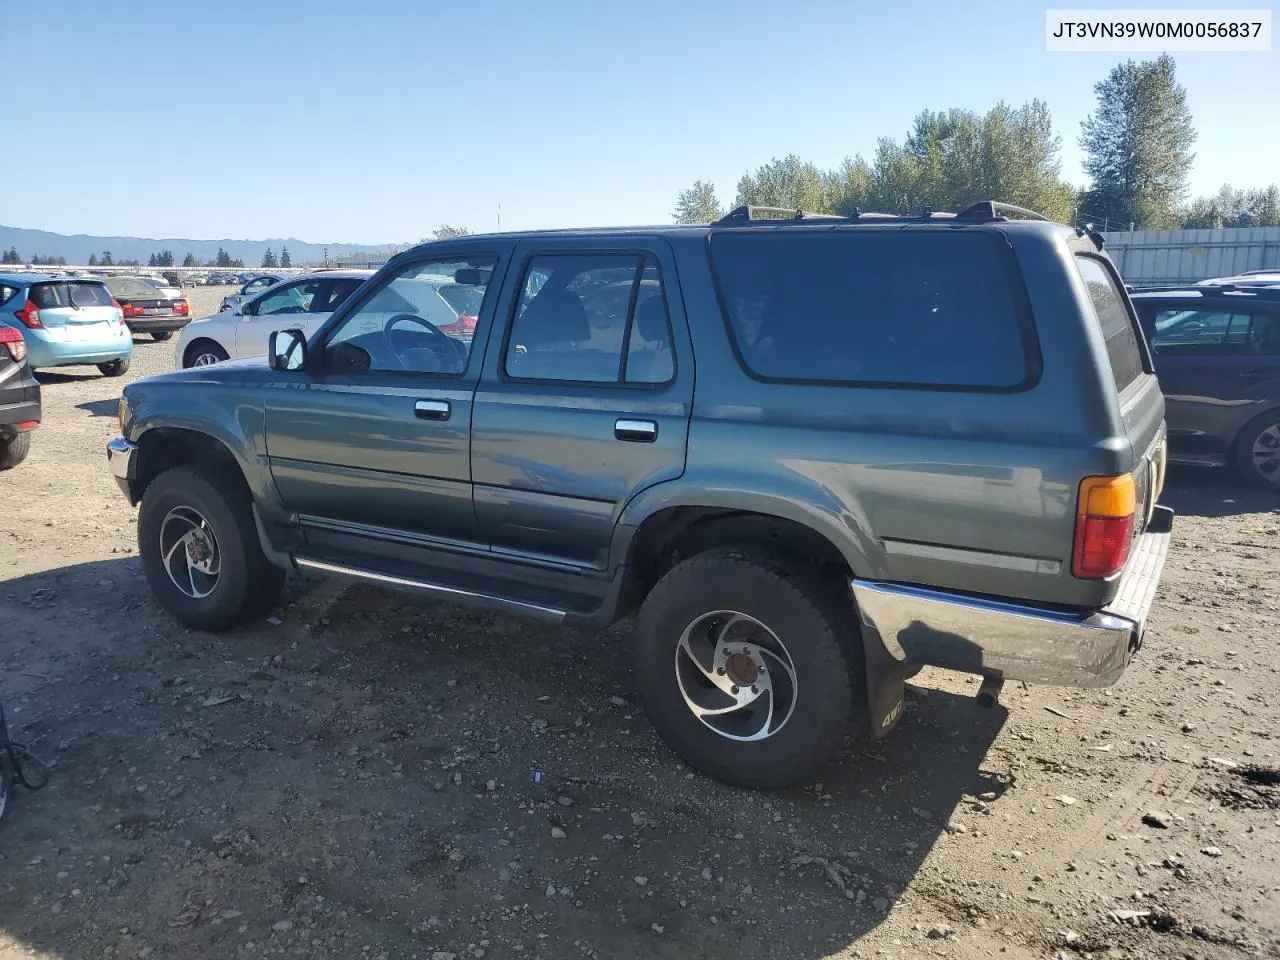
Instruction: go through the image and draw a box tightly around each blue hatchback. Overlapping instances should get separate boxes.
[0,273,133,377]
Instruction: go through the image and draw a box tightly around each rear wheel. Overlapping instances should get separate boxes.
[98,358,129,377]
[0,432,32,470]
[633,548,858,789]
[138,466,285,631]
[1236,411,1280,490]
[185,340,229,368]
[151,331,174,342]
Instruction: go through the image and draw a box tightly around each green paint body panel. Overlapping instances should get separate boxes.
[116,219,1167,693]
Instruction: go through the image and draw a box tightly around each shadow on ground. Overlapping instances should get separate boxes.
[1162,464,1280,519]
[0,558,1008,960]
[73,398,120,418]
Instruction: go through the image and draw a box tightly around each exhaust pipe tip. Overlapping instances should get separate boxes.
[976,677,1004,709]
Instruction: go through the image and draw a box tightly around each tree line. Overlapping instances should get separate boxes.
[675,55,1277,232]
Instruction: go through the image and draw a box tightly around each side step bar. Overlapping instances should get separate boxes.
[294,557,569,623]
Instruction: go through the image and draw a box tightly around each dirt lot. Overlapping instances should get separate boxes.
[2,284,1278,960]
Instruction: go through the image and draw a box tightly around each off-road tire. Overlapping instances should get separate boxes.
[633,548,858,789]
[138,466,285,631]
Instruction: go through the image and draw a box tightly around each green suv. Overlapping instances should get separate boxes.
[106,202,1172,789]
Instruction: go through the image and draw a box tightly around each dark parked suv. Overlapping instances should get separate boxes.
[106,202,1173,788]
[1129,284,1280,488]
[0,324,40,469]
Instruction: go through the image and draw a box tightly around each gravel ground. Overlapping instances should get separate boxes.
[1,285,1278,959]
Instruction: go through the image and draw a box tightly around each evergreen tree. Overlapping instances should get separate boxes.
[280,245,292,268]
[88,254,99,266]
[1080,54,1196,230]
[261,248,278,269]
[672,180,724,222]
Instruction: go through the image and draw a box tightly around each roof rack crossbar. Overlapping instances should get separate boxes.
[713,205,846,225]
[955,200,1050,223]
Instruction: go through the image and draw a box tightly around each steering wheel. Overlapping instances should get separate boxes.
[384,313,465,371]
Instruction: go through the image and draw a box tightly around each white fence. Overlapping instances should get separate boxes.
[1104,226,1280,285]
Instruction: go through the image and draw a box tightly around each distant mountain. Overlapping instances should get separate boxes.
[0,224,406,267]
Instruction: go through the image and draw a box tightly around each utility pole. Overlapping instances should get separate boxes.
[497,203,501,232]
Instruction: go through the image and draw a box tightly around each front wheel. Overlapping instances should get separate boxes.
[184,341,229,368]
[0,431,32,470]
[633,548,858,789]
[138,466,285,631]
[1236,412,1280,490]
[98,358,130,377]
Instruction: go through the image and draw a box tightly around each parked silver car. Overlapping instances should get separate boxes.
[219,274,283,313]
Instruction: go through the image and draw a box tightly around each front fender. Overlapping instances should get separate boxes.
[122,370,278,508]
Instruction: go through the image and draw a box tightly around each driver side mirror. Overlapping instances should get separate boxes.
[268,328,307,371]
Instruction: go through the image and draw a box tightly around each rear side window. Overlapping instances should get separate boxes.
[0,284,17,306]
[30,282,114,309]
[1074,256,1146,393]
[709,231,1033,389]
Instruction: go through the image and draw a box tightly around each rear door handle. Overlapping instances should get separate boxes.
[414,399,451,421]
[615,418,657,442]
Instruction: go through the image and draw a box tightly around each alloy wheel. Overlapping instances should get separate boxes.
[673,610,798,742]
[159,506,221,599]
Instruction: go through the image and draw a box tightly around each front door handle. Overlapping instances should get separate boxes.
[615,418,657,442]
[415,399,451,421]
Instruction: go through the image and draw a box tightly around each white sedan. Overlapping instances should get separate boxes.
[175,270,374,368]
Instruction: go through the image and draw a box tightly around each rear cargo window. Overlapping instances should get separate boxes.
[709,231,1034,390]
[30,282,114,309]
[1073,256,1146,393]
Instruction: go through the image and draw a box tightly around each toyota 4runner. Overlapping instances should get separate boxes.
[106,201,1173,789]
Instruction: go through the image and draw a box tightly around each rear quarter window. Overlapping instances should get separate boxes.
[0,284,18,307]
[1073,256,1146,393]
[709,230,1035,390]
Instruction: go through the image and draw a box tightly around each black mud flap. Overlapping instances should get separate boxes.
[862,627,914,739]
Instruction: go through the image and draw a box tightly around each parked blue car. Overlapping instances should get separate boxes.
[0,273,133,377]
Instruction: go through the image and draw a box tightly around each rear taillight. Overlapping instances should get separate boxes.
[111,298,127,326]
[14,299,41,329]
[459,314,477,330]
[15,420,38,431]
[121,302,144,318]
[176,299,190,315]
[0,326,26,363]
[1072,473,1136,579]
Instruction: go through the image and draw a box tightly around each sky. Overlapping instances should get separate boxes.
[6,0,1277,245]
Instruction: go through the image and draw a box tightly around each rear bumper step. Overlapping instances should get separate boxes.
[852,505,1173,688]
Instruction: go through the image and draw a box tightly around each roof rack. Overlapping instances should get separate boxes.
[1128,283,1280,299]
[954,201,1050,222]
[713,205,846,225]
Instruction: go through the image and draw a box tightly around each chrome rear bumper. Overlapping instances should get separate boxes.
[853,506,1173,688]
